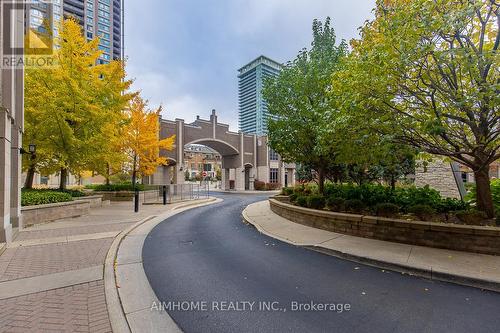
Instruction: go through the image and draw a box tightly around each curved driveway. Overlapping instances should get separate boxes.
[143,193,500,333]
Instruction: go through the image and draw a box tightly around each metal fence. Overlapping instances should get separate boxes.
[142,184,209,205]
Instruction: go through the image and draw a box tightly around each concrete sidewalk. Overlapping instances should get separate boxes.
[243,200,500,292]
[0,199,213,333]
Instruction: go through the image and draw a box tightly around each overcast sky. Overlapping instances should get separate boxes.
[125,0,376,131]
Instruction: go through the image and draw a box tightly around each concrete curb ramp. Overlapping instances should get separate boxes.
[242,200,500,293]
[105,197,222,333]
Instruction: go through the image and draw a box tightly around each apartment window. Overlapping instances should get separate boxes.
[269,168,279,184]
[269,149,279,161]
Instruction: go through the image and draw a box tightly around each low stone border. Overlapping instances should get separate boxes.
[21,200,91,227]
[74,195,105,208]
[270,199,500,255]
[104,197,222,333]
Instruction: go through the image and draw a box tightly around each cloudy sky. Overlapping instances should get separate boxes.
[125,0,376,131]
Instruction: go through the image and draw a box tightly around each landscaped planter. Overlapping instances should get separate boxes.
[92,190,159,202]
[21,200,91,227]
[269,198,500,255]
[73,195,104,208]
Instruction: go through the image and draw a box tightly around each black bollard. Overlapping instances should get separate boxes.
[134,189,139,213]
[163,185,167,205]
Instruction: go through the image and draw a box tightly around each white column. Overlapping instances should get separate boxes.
[10,126,21,229]
[0,109,12,242]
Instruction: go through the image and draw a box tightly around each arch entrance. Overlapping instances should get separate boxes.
[146,110,296,191]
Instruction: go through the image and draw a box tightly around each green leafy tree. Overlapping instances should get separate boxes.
[338,0,499,217]
[263,18,347,193]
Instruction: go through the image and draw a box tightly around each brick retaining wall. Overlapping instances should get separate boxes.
[269,199,500,255]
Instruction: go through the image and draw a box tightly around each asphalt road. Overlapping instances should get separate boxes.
[143,193,500,333]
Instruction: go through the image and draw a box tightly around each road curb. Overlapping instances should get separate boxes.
[104,197,222,333]
[242,205,500,293]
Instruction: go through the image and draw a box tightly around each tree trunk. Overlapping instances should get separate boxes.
[59,167,68,191]
[390,174,396,191]
[106,162,111,185]
[318,167,325,194]
[24,165,36,189]
[474,167,495,218]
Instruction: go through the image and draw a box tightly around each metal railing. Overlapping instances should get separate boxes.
[141,184,209,205]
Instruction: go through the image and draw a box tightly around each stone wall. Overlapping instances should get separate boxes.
[415,159,461,199]
[269,199,500,256]
[21,200,91,227]
[73,195,105,208]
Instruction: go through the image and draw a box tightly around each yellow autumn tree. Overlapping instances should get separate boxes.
[123,96,175,185]
[24,18,133,189]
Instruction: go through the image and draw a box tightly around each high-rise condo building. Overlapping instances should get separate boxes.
[238,55,282,135]
[25,0,124,63]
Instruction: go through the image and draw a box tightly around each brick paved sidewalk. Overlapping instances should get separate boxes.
[0,201,180,333]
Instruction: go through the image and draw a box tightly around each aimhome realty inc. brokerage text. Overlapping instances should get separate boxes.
[151,300,352,314]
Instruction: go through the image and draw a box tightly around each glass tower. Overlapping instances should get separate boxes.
[26,0,124,64]
[238,55,282,135]
[64,0,124,63]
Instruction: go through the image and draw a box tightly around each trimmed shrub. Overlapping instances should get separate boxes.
[21,190,72,207]
[254,181,266,191]
[267,183,281,190]
[296,196,308,207]
[374,203,400,217]
[26,188,85,197]
[294,185,305,194]
[282,187,294,196]
[455,210,488,225]
[86,183,146,192]
[408,204,436,221]
[344,199,365,214]
[289,193,298,202]
[61,189,86,197]
[307,195,326,210]
[436,198,469,213]
[326,197,345,212]
[466,179,500,212]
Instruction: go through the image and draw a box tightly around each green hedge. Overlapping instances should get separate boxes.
[24,188,86,198]
[22,190,73,207]
[465,179,500,212]
[85,184,146,192]
[322,183,468,213]
[286,183,469,215]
